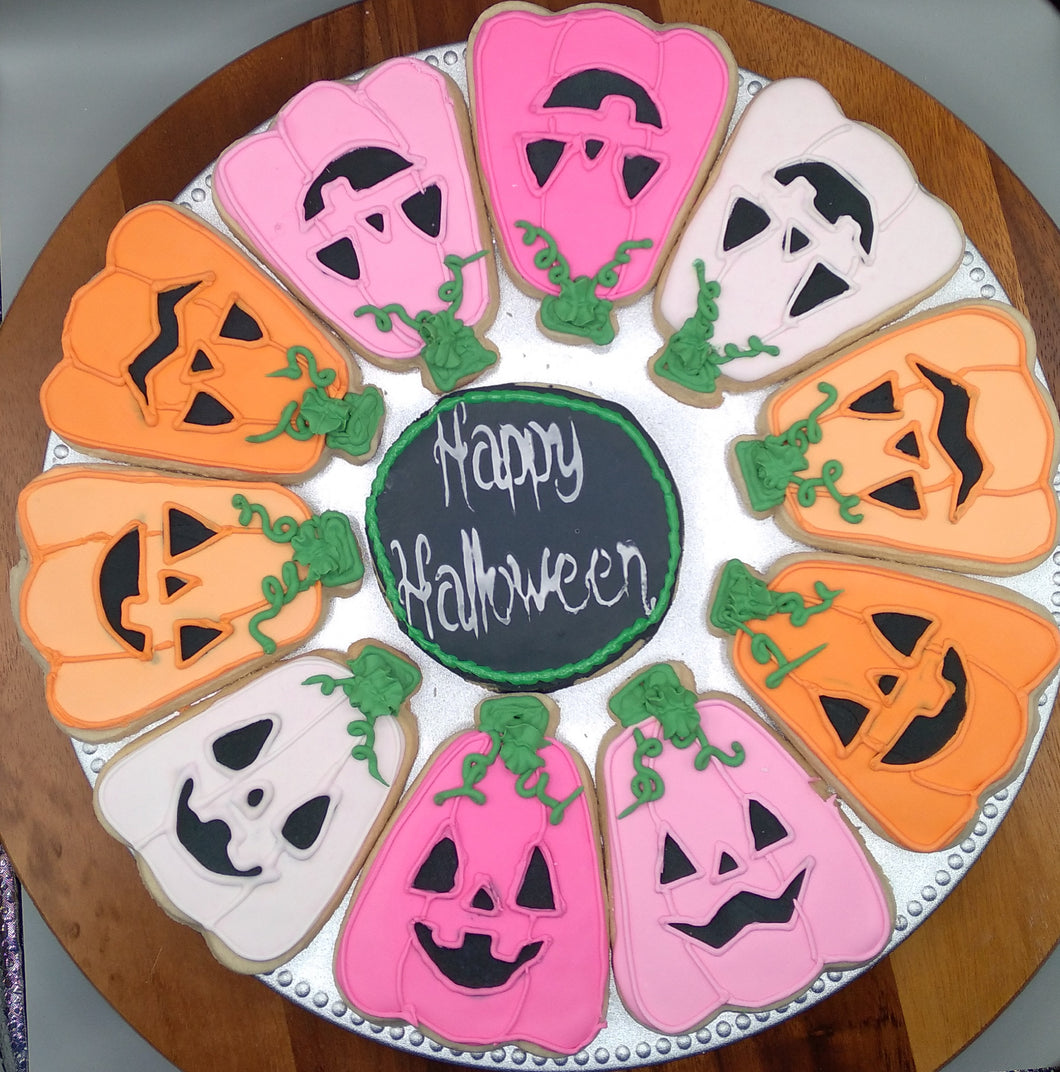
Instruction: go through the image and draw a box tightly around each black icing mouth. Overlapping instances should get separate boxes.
[668,869,807,949]
[175,777,262,879]
[414,922,543,990]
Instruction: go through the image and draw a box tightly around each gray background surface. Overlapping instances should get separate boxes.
[1,2,1058,1070]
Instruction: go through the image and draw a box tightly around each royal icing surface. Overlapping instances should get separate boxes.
[470,3,735,340]
[366,385,682,691]
[15,466,362,739]
[655,78,965,392]
[735,302,1059,570]
[94,649,418,970]
[600,665,891,1032]
[711,557,1060,851]
[213,60,495,371]
[40,203,383,478]
[334,696,608,1054]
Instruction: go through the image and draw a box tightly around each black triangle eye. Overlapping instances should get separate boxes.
[820,695,870,747]
[868,477,922,512]
[365,212,385,232]
[190,350,213,373]
[167,508,218,557]
[748,800,788,851]
[660,833,696,885]
[177,622,225,663]
[212,718,274,770]
[872,612,932,657]
[316,237,361,280]
[723,196,770,251]
[894,431,921,458]
[525,138,566,187]
[281,795,331,850]
[413,836,458,893]
[516,846,555,909]
[786,226,810,253]
[402,184,442,237]
[621,154,661,199]
[789,262,850,317]
[218,302,263,341]
[183,391,234,427]
[849,379,898,414]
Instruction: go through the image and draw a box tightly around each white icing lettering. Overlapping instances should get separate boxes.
[391,535,435,639]
[432,403,471,509]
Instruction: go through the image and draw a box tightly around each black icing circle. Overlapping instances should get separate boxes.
[366,385,682,690]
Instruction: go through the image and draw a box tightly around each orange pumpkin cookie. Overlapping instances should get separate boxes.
[12,464,364,741]
[732,302,1059,573]
[709,555,1060,852]
[40,202,384,481]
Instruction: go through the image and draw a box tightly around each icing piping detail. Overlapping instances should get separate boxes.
[608,663,745,817]
[245,345,384,459]
[231,494,363,653]
[515,221,652,345]
[433,696,583,824]
[710,559,841,687]
[735,382,862,520]
[653,261,779,394]
[354,252,497,391]
[303,645,421,784]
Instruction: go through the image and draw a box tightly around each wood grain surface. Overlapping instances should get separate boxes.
[3,2,1060,1070]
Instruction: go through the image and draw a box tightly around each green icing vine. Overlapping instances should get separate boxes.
[734,382,862,520]
[232,493,364,655]
[608,663,745,818]
[515,221,651,346]
[354,251,496,392]
[244,345,384,460]
[303,645,421,785]
[433,695,582,825]
[653,260,779,396]
[709,559,841,688]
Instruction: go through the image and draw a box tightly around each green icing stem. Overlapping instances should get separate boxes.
[653,260,779,396]
[353,251,496,393]
[232,494,363,654]
[303,645,421,785]
[516,220,651,346]
[734,381,862,521]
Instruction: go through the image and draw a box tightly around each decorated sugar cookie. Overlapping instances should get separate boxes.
[13,465,363,740]
[40,203,383,479]
[94,642,420,972]
[469,2,736,345]
[213,59,498,393]
[709,556,1060,851]
[653,78,965,402]
[334,693,608,1055]
[599,662,892,1033]
[732,302,1059,573]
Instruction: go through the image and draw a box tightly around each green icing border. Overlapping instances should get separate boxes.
[365,386,682,689]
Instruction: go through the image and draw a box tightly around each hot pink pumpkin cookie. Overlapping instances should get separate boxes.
[599,662,892,1033]
[213,58,497,393]
[469,2,736,345]
[334,693,608,1055]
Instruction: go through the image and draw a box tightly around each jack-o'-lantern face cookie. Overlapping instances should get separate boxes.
[710,557,1060,851]
[733,303,1059,572]
[13,465,363,740]
[213,60,498,392]
[653,78,965,401]
[94,643,420,973]
[469,3,736,344]
[40,203,383,479]
[334,694,608,1055]
[598,663,891,1033]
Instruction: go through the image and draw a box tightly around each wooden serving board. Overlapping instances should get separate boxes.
[3,2,1060,1070]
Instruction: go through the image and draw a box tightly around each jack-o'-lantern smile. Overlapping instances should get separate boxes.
[414,924,544,990]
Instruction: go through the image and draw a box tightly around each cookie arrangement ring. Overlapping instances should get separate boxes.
[22,31,1060,1071]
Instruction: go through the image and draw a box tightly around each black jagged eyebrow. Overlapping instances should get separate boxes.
[127,281,200,404]
[303,146,413,220]
[774,161,874,254]
[543,68,662,128]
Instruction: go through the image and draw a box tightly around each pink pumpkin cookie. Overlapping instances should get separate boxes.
[469,2,736,345]
[599,663,892,1033]
[214,58,497,393]
[652,78,965,403]
[334,693,608,1055]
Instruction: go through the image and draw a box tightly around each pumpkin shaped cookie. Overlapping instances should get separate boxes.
[13,465,364,740]
[40,202,384,480]
[334,693,608,1055]
[599,662,891,1033]
[732,302,1059,573]
[709,556,1060,851]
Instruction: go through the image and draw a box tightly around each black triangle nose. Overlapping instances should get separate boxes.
[471,886,495,912]
[718,851,739,875]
